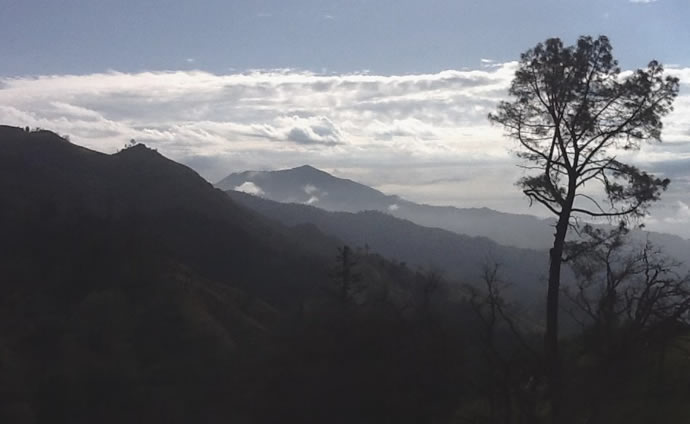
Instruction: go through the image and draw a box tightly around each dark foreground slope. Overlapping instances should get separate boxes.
[0,126,342,422]
[0,126,344,304]
[3,127,688,424]
[0,127,471,424]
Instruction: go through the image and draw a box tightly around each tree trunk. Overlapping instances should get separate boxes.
[545,209,570,423]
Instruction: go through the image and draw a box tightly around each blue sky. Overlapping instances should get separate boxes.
[1,0,690,236]
[1,0,688,76]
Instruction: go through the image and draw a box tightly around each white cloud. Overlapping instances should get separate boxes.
[49,102,103,120]
[1,64,689,235]
[302,184,327,205]
[388,204,399,211]
[664,201,690,224]
[234,181,265,196]
[279,115,342,145]
[629,0,658,3]
[303,184,319,195]
[0,65,518,161]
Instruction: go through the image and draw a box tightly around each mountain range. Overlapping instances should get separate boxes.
[227,190,549,304]
[217,165,556,249]
[3,125,689,422]
[218,165,690,267]
[0,126,446,422]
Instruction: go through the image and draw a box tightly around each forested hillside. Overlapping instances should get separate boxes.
[1,126,689,423]
[227,189,548,304]
[0,126,467,423]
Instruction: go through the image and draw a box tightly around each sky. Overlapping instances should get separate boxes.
[1,0,690,236]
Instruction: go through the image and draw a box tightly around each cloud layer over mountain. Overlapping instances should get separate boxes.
[1,64,689,235]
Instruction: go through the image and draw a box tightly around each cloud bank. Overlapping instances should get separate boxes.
[1,64,689,235]
[0,66,517,160]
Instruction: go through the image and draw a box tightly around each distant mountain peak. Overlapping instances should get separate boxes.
[224,165,328,181]
[214,163,561,248]
[293,164,319,171]
[215,164,391,211]
[218,165,349,188]
[281,164,336,177]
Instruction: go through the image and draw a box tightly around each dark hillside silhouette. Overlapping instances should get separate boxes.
[0,126,470,423]
[0,125,344,304]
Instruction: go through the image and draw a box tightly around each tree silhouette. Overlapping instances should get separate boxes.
[565,224,690,348]
[563,223,690,421]
[332,245,363,305]
[465,260,541,423]
[489,35,679,422]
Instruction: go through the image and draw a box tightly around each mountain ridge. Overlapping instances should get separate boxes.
[217,164,690,266]
[216,164,556,248]
[226,189,550,303]
[1,125,458,422]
